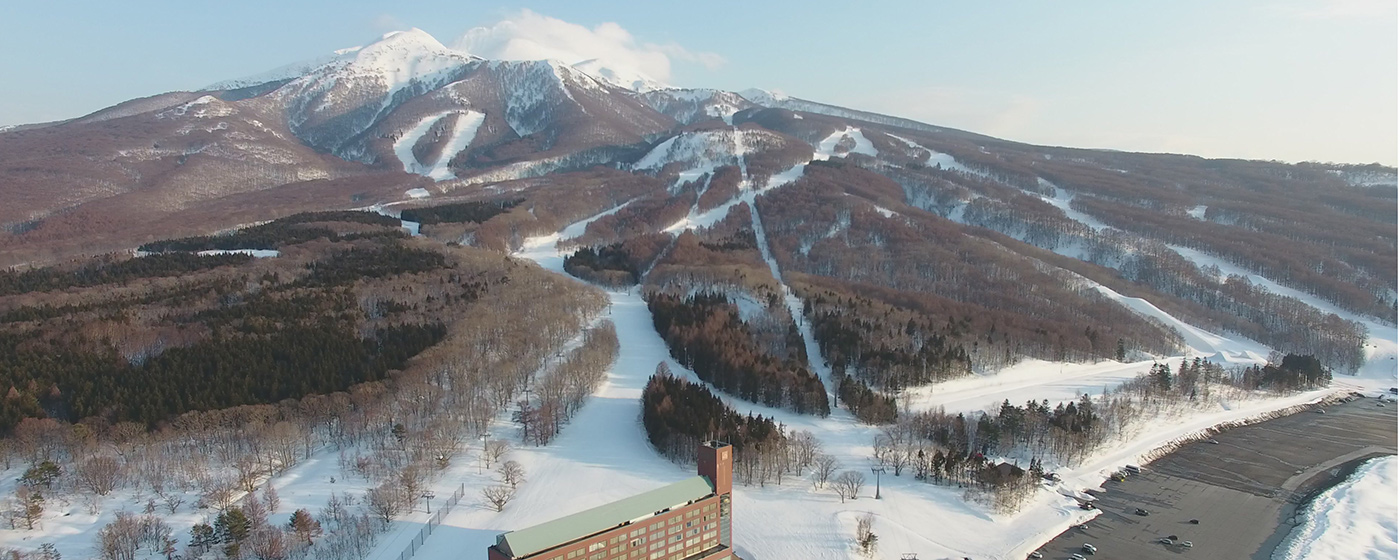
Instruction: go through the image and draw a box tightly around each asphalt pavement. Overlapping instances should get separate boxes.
[1030,395,1397,560]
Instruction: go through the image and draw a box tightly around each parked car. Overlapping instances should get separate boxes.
[1207,439,1220,444]
[1314,408,1326,414]
[1069,554,1085,560]
[1135,508,1150,516]
[1189,519,1200,524]
[1080,501,1097,510]
[1081,543,1097,554]
[1124,464,1142,473]
[1181,541,1193,548]
[1027,551,1043,559]
[1157,537,1174,544]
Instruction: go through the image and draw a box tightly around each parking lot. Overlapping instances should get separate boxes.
[1033,396,1397,560]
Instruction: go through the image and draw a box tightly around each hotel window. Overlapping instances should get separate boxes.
[589,542,605,552]
[703,522,716,531]
[702,531,717,540]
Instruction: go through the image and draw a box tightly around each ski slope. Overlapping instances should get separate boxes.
[455,209,1338,560]
[393,111,485,181]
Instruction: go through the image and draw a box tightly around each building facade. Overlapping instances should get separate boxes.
[488,441,734,560]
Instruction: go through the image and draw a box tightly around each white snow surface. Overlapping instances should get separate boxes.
[479,203,1338,560]
[814,126,877,160]
[393,111,486,181]
[1186,204,1207,220]
[888,134,983,177]
[405,188,432,199]
[0,198,1354,560]
[195,249,280,258]
[1166,243,1398,388]
[569,58,666,92]
[1274,455,1399,560]
[284,29,476,111]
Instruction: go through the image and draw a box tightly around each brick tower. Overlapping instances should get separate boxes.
[697,440,733,495]
[698,441,733,549]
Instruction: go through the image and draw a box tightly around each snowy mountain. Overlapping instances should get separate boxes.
[0,24,1396,560]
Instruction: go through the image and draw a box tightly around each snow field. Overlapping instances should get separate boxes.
[1274,455,1398,560]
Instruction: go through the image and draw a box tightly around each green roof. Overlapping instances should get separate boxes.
[496,476,715,558]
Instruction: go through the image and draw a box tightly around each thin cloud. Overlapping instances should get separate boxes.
[454,10,725,84]
[372,14,408,33]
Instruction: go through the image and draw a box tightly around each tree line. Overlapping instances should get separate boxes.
[0,252,253,297]
[399,199,522,225]
[139,212,404,253]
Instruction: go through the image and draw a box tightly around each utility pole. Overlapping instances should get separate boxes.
[871,466,886,499]
[478,433,490,474]
[423,490,435,513]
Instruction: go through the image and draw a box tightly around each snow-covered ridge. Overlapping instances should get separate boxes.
[281,29,478,111]
[1328,168,1398,188]
[569,58,666,92]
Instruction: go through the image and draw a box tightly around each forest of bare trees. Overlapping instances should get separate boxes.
[647,291,829,416]
[0,221,609,560]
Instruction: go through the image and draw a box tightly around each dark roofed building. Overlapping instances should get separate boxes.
[488,441,734,560]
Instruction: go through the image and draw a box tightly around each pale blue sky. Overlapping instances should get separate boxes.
[1,0,1394,164]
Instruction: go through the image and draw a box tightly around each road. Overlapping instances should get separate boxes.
[1033,394,1397,560]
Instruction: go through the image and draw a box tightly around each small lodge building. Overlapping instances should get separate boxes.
[488,441,735,560]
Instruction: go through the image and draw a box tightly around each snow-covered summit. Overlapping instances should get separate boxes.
[570,58,667,92]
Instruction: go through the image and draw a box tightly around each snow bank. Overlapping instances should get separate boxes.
[196,249,280,258]
[1274,455,1398,560]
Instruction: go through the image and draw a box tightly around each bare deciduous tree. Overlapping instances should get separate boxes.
[832,471,866,503]
[248,526,288,560]
[77,456,123,496]
[483,439,509,469]
[481,485,514,512]
[811,454,839,489]
[789,430,820,475]
[365,481,402,524]
[97,512,142,560]
[262,485,280,515]
[10,485,44,530]
[497,460,525,488]
[397,465,425,511]
[855,513,877,555]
